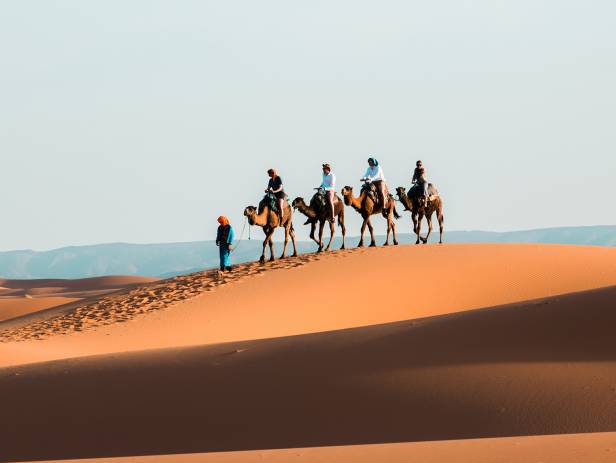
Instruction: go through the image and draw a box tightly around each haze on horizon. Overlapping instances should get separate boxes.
[1,0,615,251]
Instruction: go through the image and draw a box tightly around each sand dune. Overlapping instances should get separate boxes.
[0,276,159,292]
[0,275,159,325]
[2,244,616,367]
[3,283,616,461]
[3,244,616,462]
[0,297,79,322]
[27,432,616,463]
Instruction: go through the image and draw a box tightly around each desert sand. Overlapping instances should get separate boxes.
[27,433,616,463]
[0,275,159,324]
[2,243,616,462]
[0,296,79,322]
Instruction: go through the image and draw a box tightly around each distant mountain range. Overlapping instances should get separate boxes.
[1,225,615,280]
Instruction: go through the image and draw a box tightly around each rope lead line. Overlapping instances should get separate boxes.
[230,217,249,254]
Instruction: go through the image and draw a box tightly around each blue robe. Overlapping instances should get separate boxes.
[216,225,234,269]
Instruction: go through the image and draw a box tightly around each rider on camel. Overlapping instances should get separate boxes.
[412,160,429,205]
[319,163,336,222]
[361,157,387,209]
[265,168,285,222]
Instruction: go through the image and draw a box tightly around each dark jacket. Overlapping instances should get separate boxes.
[216,224,233,248]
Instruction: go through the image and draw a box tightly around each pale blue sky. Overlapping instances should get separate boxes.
[1,1,615,251]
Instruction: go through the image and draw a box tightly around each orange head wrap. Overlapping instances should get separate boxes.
[217,216,229,226]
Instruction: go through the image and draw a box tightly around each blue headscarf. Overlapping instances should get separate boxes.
[368,157,379,166]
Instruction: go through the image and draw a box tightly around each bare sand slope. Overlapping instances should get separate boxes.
[0,276,159,293]
[29,432,616,463]
[3,284,616,461]
[2,244,616,368]
[0,276,159,324]
[0,297,79,322]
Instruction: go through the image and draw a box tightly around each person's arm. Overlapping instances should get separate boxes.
[412,169,418,183]
[329,173,336,191]
[320,174,327,189]
[227,227,234,245]
[361,167,372,182]
[216,226,222,246]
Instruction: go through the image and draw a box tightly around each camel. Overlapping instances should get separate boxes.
[395,186,444,244]
[243,197,298,264]
[291,194,346,252]
[341,185,400,247]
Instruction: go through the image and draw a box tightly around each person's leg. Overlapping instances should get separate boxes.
[378,182,387,209]
[278,198,284,221]
[222,246,232,271]
[219,247,225,271]
[327,190,335,221]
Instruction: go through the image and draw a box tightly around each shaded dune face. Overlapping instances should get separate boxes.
[3,285,616,461]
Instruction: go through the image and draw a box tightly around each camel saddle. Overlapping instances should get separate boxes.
[310,190,340,212]
[361,182,394,208]
[409,183,439,201]
[259,193,289,214]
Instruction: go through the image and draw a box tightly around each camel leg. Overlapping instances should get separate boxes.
[383,213,391,246]
[309,222,319,246]
[339,209,346,250]
[358,216,368,247]
[415,211,425,245]
[317,220,325,253]
[423,211,433,244]
[438,207,444,244]
[268,228,275,262]
[260,227,273,264]
[280,224,290,259]
[391,213,399,245]
[367,218,376,247]
[290,225,298,257]
[324,219,335,251]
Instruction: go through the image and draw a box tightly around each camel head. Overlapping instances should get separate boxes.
[395,187,411,211]
[243,206,257,225]
[341,186,353,206]
[291,197,306,210]
[396,186,408,211]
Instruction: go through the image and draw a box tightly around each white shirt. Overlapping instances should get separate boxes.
[363,165,385,182]
[320,172,336,191]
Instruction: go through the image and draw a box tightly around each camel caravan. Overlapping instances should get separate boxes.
[243,158,444,264]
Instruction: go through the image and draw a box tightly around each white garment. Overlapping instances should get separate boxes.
[363,165,385,182]
[320,172,336,191]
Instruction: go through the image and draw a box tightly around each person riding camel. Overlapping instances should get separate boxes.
[265,168,286,222]
[360,157,388,209]
[412,160,429,205]
[319,163,336,222]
